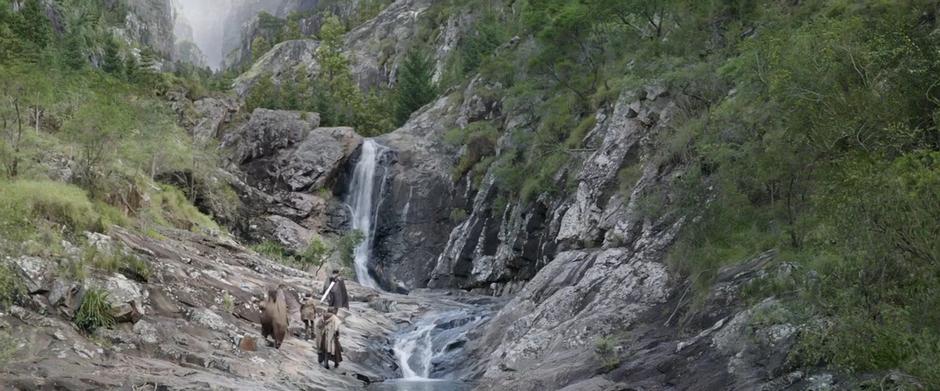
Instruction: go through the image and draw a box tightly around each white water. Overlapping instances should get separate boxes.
[393,318,439,379]
[402,186,414,227]
[346,139,390,289]
[390,306,496,383]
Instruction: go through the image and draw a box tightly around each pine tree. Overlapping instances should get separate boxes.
[102,38,124,75]
[395,47,436,125]
[62,34,86,70]
[15,0,51,49]
[315,14,362,127]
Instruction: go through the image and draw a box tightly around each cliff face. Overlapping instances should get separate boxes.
[121,0,177,59]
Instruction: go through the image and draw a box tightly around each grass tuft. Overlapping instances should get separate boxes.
[74,288,115,334]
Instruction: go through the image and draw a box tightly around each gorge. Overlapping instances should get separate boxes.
[2,0,939,390]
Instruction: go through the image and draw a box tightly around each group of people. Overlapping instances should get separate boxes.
[299,270,350,370]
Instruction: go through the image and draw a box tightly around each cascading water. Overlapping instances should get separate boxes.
[345,139,390,289]
[345,142,504,390]
[370,294,503,391]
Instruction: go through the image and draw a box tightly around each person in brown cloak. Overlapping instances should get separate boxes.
[317,307,343,369]
[300,293,318,340]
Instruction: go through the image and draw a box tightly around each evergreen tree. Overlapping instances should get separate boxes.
[251,36,271,62]
[315,14,362,127]
[394,47,436,125]
[102,38,124,75]
[62,34,86,70]
[14,0,51,50]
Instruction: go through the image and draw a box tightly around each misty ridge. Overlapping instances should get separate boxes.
[174,0,298,69]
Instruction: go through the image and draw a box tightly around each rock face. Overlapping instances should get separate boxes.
[233,39,320,96]
[234,0,433,99]
[364,94,464,289]
[220,108,361,250]
[343,0,432,89]
[191,96,240,144]
[121,0,178,60]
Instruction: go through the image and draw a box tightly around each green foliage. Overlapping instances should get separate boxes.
[338,230,365,268]
[82,246,151,282]
[395,47,437,125]
[243,14,396,135]
[459,11,510,76]
[74,288,115,333]
[221,291,235,313]
[0,262,24,308]
[446,121,499,184]
[0,180,105,244]
[252,240,291,261]
[251,36,272,63]
[252,238,329,270]
[143,185,220,233]
[102,37,124,75]
[0,330,17,365]
[300,238,330,268]
[449,208,468,223]
[594,336,620,372]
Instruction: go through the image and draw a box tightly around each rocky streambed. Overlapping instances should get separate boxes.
[0,227,502,390]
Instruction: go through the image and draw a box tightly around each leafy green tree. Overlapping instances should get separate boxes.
[394,47,436,125]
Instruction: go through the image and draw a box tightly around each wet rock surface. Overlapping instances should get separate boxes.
[0,228,497,390]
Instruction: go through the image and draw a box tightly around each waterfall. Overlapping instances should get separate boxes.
[346,139,389,289]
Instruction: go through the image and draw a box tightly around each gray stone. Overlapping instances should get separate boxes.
[276,127,362,191]
[224,108,321,164]
[189,308,230,333]
[11,256,56,294]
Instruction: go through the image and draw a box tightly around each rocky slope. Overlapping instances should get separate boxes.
[0,226,495,390]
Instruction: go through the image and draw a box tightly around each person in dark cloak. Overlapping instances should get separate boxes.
[322,269,350,309]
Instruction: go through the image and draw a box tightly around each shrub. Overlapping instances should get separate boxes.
[0,262,24,308]
[79,244,151,282]
[450,208,468,223]
[298,238,329,269]
[594,336,620,372]
[251,241,291,262]
[221,292,235,313]
[338,230,365,268]
[74,288,115,333]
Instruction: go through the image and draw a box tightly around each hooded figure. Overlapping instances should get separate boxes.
[300,293,318,340]
[317,307,343,369]
[322,270,350,309]
[260,286,288,349]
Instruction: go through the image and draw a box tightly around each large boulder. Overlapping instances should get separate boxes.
[191,97,239,144]
[277,127,361,192]
[224,108,321,164]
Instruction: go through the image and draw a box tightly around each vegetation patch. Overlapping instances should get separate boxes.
[0,262,24,308]
[74,288,115,334]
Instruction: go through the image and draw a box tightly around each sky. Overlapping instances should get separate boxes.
[175,0,233,69]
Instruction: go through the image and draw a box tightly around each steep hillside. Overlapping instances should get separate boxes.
[2,0,939,390]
